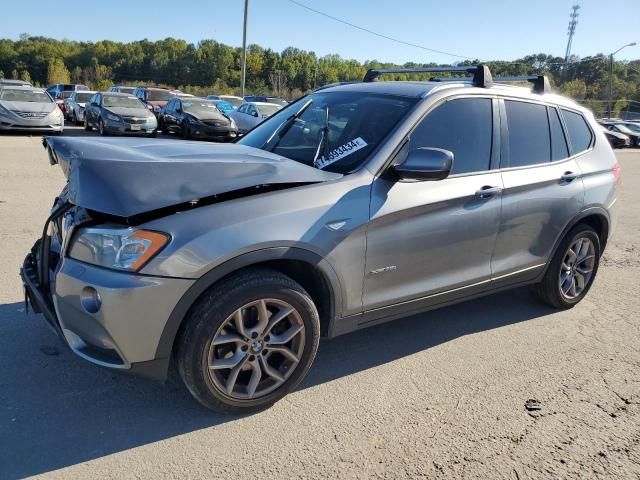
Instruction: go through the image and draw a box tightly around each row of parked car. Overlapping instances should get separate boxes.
[0,78,287,140]
[598,119,640,148]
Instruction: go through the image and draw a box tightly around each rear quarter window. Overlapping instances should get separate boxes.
[561,109,593,154]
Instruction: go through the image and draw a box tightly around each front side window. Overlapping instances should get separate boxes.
[409,97,493,175]
[561,109,593,154]
[505,100,550,167]
[238,91,418,174]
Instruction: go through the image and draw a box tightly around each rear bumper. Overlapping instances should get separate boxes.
[21,248,194,381]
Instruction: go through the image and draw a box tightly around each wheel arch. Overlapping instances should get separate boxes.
[154,247,344,361]
[540,207,610,278]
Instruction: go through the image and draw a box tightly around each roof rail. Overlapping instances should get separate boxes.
[362,65,494,88]
[492,75,551,94]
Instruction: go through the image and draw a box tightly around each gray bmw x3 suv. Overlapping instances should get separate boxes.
[21,66,619,413]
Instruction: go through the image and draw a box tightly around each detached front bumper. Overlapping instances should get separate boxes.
[21,245,194,381]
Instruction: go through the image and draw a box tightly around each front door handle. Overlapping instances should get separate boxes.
[560,171,580,183]
[475,185,502,199]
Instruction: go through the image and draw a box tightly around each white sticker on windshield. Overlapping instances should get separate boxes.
[315,137,368,169]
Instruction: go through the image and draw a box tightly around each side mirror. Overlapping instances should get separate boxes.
[392,147,453,181]
[253,111,259,117]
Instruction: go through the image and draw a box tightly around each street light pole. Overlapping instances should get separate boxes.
[240,0,249,98]
[608,42,636,119]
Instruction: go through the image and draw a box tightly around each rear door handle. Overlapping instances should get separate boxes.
[560,171,580,182]
[475,185,502,199]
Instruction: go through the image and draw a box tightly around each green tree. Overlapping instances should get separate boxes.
[19,69,31,83]
[47,58,70,84]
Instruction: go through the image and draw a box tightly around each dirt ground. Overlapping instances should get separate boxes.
[1,128,639,479]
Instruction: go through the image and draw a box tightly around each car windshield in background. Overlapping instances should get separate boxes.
[75,93,93,103]
[222,97,243,107]
[613,124,634,135]
[147,90,172,101]
[183,100,219,113]
[267,98,288,106]
[214,101,234,113]
[258,104,282,117]
[119,87,135,94]
[238,92,418,174]
[622,123,640,133]
[103,95,144,108]
[0,89,53,103]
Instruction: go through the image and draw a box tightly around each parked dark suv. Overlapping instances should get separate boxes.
[22,66,618,413]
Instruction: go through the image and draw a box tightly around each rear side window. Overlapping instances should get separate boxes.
[549,107,569,161]
[561,109,593,154]
[505,100,550,167]
[409,98,493,175]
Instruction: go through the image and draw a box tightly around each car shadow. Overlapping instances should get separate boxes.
[0,287,552,479]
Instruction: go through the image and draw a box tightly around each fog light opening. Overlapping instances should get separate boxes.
[80,286,101,313]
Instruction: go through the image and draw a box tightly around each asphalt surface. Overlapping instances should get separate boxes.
[1,127,639,479]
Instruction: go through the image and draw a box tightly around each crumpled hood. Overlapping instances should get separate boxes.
[43,136,341,218]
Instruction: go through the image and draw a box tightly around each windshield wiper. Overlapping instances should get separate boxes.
[312,105,330,167]
[261,98,314,152]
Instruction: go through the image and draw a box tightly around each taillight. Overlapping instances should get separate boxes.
[612,163,621,184]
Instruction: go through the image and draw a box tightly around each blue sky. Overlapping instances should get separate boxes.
[3,0,638,64]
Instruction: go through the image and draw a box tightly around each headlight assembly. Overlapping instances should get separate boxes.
[69,227,170,272]
[106,113,121,122]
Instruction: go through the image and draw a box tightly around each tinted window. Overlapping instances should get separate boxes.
[409,98,492,175]
[549,107,569,161]
[562,109,593,154]
[505,100,550,167]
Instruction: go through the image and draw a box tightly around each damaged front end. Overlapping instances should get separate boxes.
[21,135,340,380]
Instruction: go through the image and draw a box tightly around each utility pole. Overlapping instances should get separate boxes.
[608,42,637,119]
[240,0,249,97]
[563,4,580,81]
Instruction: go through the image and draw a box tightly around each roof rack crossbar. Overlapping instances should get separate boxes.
[362,65,493,88]
[492,75,551,94]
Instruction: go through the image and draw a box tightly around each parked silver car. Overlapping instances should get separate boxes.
[0,86,63,133]
[83,92,157,136]
[64,90,97,124]
[229,101,282,134]
[22,66,618,413]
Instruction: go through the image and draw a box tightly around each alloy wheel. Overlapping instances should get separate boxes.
[559,237,596,300]
[207,298,305,400]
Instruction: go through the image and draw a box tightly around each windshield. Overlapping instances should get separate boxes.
[622,123,640,133]
[257,104,282,117]
[613,124,633,135]
[147,90,172,101]
[119,87,135,94]
[103,95,144,109]
[267,97,288,106]
[0,89,53,103]
[215,100,234,113]
[183,100,220,113]
[221,96,243,107]
[238,91,418,174]
[75,93,93,103]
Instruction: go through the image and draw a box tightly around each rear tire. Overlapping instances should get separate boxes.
[176,268,320,413]
[532,223,601,309]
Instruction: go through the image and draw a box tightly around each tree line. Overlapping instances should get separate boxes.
[1,34,639,117]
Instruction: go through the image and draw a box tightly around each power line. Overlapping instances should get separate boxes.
[286,0,476,61]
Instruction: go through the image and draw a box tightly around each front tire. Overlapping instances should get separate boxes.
[181,121,191,140]
[532,224,601,309]
[176,268,320,413]
[98,118,108,136]
[84,116,91,131]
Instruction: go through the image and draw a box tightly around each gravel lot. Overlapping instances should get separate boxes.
[1,127,639,479]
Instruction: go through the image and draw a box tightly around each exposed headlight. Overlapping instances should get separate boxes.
[153,105,161,113]
[69,227,170,272]
[106,113,121,122]
[229,117,237,129]
[186,115,199,125]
